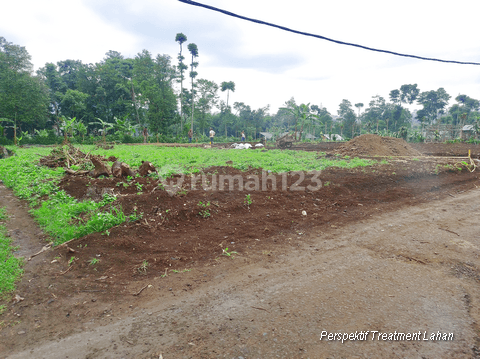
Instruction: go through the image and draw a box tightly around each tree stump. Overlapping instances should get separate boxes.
[138,161,157,176]
[89,156,112,178]
[112,161,136,178]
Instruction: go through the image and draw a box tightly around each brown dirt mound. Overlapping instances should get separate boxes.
[39,144,92,168]
[337,134,422,157]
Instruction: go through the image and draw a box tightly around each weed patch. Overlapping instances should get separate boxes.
[0,209,24,297]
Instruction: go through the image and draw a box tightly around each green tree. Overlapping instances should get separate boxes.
[195,79,218,135]
[311,105,332,136]
[220,81,235,137]
[133,50,176,133]
[400,84,420,106]
[37,63,66,125]
[60,89,89,120]
[187,43,199,131]
[0,37,49,134]
[454,94,479,125]
[354,103,364,133]
[280,102,318,140]
[338,99,356,138]
[93,52,134,123]
[389,89,401,105]
[417,88,451,124]
[272,98,296,131]
[221,81,235,109]
[175,33,188,132]
[57,59,84,90]
[362,95,388,133]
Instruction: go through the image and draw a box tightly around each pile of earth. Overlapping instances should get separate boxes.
[336,134,422,157]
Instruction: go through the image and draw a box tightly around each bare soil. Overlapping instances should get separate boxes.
[336,134,422,157]
[2,140,480,358]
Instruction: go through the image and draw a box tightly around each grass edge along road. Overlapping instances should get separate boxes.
[0,207,23,299]
[0,145,375,296]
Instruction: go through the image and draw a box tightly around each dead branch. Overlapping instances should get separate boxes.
[59,265,74,275]
[64,168,89,176]
[28,245,51,261]
[439,227,460,236]
[250,306,270,313]
[132,284,150,296]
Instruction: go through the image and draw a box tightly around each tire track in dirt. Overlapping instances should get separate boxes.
[0,182,47,259]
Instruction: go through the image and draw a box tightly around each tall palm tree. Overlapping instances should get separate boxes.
[221,81,235,108]
[187,43,199,131]
[221,81,235,137]
[175,33,188,132]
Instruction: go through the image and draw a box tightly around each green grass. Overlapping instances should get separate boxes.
[0,207,7,221]
[32,191,126,245]
[87,145,374,176]
[0,145,377,248]
[0,207,24,297]
[0,147,127,245]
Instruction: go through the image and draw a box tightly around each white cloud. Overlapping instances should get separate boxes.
[1,0,140,67]
[1,0,479,114]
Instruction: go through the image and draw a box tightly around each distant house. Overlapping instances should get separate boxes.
[461,125,476,140]
[303,133,316,140]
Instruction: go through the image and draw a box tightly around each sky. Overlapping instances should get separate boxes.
[2,0,480,116]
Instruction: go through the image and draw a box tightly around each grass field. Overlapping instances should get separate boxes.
[0,144,375,296]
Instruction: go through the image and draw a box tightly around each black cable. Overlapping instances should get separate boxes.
[179,0,480,66]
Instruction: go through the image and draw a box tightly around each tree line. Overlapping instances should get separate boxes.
[1,35,479,144]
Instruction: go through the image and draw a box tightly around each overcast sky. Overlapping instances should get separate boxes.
[2,0,480,115]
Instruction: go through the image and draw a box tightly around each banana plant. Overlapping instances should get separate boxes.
[60,116,78,142]
[89,117,114,143]
[75,122,87,142]
[113,116,138,136]
[280,103,319,141]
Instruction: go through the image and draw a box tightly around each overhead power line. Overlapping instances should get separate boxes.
[178,0,480,66]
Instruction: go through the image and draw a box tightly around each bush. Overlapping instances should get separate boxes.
[0,136,13,146]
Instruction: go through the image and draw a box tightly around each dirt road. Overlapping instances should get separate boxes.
[2,181,480,358]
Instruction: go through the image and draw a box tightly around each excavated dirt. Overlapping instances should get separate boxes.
[1,144,480,358]
[336,134,422,157]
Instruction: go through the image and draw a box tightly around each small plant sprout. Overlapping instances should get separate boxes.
[197,201,211,218]
[244,194,252,208]
[172,268,191,274]
[68,256,76,266]
[138,260,149,274]
[177,188,188,196]
[222,247,238,257]
[89,258,99,266]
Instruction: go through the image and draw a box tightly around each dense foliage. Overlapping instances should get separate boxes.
[1,36,479,144]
